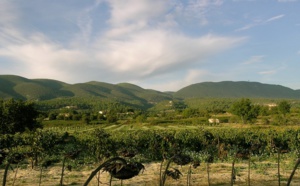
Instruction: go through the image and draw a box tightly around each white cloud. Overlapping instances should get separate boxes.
[0,0,19,25]
[258,70,276,75]
[98,30,244,78]
[257,65,286,77]
[243,55,265,65]
[278,0,298,2]
[266,14,285,22]
[0,26,244,84]
[232,0,256,1]
[236,14,285,32]
[140,69,211,91]
[104,22,147,39]
[172,0,224,26]
[0,34,93,82]
[107,0,167,26]
[0,0,244,88]
[76,1,102,44]
[235,24,255,32]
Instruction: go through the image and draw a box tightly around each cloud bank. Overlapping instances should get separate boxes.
[0,0,245,90]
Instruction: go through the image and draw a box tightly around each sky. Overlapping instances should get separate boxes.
[0,0,299,91]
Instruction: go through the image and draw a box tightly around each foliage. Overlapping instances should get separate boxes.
[230,98,260,124]
[82,128,115,161]
[135,114,147,123]
[0,99,41,134]
[278,100,291,116]
[1,124,300,185]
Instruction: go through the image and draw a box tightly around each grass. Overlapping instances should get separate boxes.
[43,120,84,127]
[1,154,300,185]
[42,118,300,135]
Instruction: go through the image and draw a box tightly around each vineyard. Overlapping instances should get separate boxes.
[1,124,300,185]
[1,98,300,185]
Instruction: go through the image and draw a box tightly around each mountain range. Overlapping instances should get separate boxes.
[0,75,299,104]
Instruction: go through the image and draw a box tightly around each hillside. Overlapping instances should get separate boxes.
[0,75,172,107]
[1,76,300,106]
[174,81,300,99]
[0,75,72,100]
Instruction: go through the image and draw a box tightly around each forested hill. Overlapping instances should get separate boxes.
[0,75,172,106]
[174,81,300,99]
[1,75,300,103]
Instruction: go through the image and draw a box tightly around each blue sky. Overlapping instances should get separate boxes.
[0,0,299,91]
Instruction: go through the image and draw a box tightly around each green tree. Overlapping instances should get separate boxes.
[106,110,118,123]
[182,108,199,118]
[0,99,41,134]
[106,114,117,123]
[82,113,91,124]
[259,106,270,116]
[230,98,259,124]
[172,100,187,111]
[136,114,147,123]
[278,100,291,116]
[48,112,57,120]
[271,100,291,125]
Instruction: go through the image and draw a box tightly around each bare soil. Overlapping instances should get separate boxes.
[1,162,300,186]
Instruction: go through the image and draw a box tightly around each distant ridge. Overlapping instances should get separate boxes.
[0,75,300,105]
[0,75,172,107]
[174,81,300,99]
